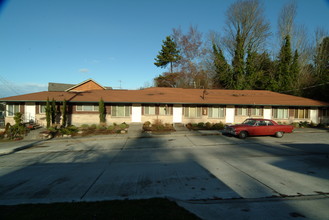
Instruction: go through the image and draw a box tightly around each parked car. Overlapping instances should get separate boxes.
[224,118,294,139]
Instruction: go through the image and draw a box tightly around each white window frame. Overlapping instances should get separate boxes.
[112,105,130,117]
[273,108,289,119]
[76,104,99,112]
[208,106,225,118]
[184,106,201,118]
[7,104,20,116]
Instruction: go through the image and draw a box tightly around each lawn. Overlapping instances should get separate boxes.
[0,198,200,220]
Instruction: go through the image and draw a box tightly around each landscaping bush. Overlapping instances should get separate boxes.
[5,113,29,140]
[120,122,129,129]
[143,120,175,132]
[90,124,97,130]
[212,122,225,130]
[299,121,311,128]
[107,125,115,131]
[205,122,212,129]
[197,122,205,128]
[186,121,225,130]
[80,124,89,129]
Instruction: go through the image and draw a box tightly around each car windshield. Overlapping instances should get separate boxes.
[242,119,256,126]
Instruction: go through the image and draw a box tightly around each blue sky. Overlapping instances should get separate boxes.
[0,0,328,97]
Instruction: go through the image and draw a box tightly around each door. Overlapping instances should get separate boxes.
[131,105,142,122]
[173,105,182,123]
[25,103,36,123]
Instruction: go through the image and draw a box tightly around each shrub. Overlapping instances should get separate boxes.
[153,119,163,126]
[292,122,300,128]
[59,125,78,135]
[212,122,225,130]
[81,124,89,129]
[90,124,97,130]
[6,124,28,140]
[299,121,310,128]
[97,124,107,130]
[120,123,128,129]
[5,113,28,140]
[205,122,212,129]
[107,125,115,131]
[197,122,205,128]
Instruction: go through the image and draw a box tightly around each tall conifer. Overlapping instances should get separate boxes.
[213,43,231,88]
[154,36,181,73]
[232,28,245,89]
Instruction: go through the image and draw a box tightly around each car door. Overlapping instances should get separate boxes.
[248,121,264,135]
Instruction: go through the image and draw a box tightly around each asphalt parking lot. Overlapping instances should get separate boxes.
[0,131,329,219]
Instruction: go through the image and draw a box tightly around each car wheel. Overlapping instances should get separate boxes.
[238,131,248,139]
[275,131,284,138]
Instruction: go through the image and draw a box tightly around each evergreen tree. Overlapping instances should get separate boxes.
[232,28,245,89]
[99,98,106,123]
[245,45,258,89]
[45,98,51,128]
[276,35,293,92]
[290,49,300,94]
[212,43,231,88]
[51,98,56,125]
[61,100,67,127]
[258,52,277,90]
[154,36,181,73]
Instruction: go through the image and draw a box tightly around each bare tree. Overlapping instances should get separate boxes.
[278,1,296,43]
[223,0,271,57]
[277,1,311,63]
[277,1,314,94]
[172,25,210,88]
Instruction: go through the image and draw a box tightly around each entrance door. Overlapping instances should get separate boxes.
[25,103,36,123]
[131,105,142,122]
[173,105,182,123]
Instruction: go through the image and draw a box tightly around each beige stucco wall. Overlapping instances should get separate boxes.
[35,114,47,127]
[71,114,132,126]
[4,117,15,126]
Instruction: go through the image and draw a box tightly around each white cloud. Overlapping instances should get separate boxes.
[79,68,89,73]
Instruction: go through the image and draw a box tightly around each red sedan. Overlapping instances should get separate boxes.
[225,118,294,139]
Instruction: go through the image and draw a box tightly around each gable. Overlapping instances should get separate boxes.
[65,79,106,92]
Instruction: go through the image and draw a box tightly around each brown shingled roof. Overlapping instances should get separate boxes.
[0,87,328,107]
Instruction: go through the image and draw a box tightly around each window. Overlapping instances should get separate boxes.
[208,107,225,118]
[40,104,46,114]
[251,107,263,116]
[112,105,130,117]
[273,108,288,119]
[76,105,99,111]
[159,105,170,115]
[236,107,248,116]
[294,108,309,119]
[7,104,19,116]
[144,106,156,115]
[184,106,201,118]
